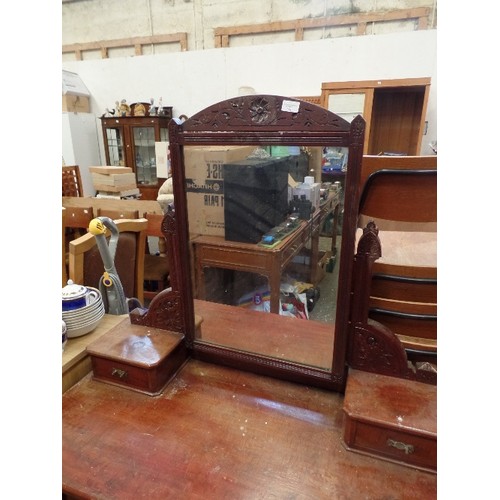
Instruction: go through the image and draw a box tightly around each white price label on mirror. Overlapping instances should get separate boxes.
[281,100,300,113]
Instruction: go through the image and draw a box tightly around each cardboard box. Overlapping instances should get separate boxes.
[62,70,90,113]
[93,183,137,193]
[91,172,137,187]
[89,166,133,175]
[62,94,90,113]
[184,146,255,236]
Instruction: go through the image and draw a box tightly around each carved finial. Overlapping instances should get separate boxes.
[350,115,366,145]
[357,221,381,258]
[364,220,379,236]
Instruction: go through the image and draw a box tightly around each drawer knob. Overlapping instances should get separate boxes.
[111,368,128,379]
[386,438,414,455]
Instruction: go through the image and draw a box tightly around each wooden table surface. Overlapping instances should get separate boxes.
[62,359,437,499]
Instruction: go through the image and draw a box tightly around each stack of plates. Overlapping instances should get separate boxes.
[62,320,67,351]
[62,287,105,338]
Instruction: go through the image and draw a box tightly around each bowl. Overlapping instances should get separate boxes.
[62,282,100,312]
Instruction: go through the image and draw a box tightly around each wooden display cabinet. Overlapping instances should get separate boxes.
[320,78,431,156]
[100,110,172,200]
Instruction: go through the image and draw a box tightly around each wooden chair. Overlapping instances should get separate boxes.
[96,208,140,220]
[349,223,436,384]
[68,218,147,306]
[359,169,437,229]
[358,155,437,232]
[96,207,157,258]
[63,206,95,280]
[359,155,437,193]
[368,267,437,362]
[96,208,170,300]
[350,156,437,378]
[143,213,170,301]
[62,165,84,197]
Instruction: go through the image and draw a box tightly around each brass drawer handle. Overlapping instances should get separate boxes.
[111,368,128,379]
[386,438,414,455]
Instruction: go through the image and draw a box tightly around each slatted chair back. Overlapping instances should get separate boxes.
[62,165,84,197]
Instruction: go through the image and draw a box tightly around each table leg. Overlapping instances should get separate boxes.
[331,203,340,257]
[269,269,281,314]
[195,262,205,300]
[310,228,320,285]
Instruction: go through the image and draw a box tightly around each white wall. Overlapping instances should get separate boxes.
[62,29,437,158]
[62,113,102,196]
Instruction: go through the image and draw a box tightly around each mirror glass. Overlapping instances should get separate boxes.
[186,144,346,370]
[167,95,365,387]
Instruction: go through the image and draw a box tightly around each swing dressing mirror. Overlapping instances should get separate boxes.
[168,95,364,390]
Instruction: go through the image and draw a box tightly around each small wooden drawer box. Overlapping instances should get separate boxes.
[87,319,187,396]
[343,369,436,473]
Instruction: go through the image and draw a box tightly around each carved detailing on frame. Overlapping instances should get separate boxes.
[348,221,407,376]
[350,321,409,377]
[185,95,351,132]
[350,321,436,384]
[162,208,181,293]
[350,114,366,147]
[348,221,436,385]
[194,341,346,386]
[161,209,176,235]
[129,289,184,332]
[357,221,381,257]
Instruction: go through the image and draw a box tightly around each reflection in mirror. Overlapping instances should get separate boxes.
[167,95,365,391]
[186,144,345,370]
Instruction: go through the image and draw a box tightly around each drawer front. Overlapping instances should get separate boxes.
[91,357,156,393]
[281,227,310,266]
[201,247,267,271]
[90,343,186,396]
[344,416,436,471]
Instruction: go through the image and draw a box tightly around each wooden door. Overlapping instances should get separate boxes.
[321,78,431,156]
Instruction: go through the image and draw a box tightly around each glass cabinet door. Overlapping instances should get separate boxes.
[327,92,366,123]
[132,126,157,185]
[324,89,373,154]
[105,127,125,166]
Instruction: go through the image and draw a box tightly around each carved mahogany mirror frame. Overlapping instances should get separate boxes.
[167,95,365,391]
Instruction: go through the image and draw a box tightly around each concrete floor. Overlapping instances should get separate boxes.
[308,236,340,324]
